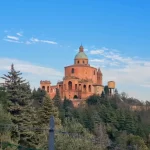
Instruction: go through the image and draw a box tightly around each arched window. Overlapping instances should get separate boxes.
[89,85,91,92]
[83,61,84,64]
[83,85,86,92]
[42,86,45,90]
[77,60,79,64]
[68,81,72,90]
[71,68,74,73]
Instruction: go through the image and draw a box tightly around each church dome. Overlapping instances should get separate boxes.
[74,45,88,59]
[75,52,88,59]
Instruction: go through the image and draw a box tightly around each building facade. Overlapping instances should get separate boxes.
[40,45,115,106]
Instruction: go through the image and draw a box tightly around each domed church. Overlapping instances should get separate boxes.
[40,45,115,106]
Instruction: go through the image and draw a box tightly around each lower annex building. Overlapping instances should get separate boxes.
[40,45,115,106]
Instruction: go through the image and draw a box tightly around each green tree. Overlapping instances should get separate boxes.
[87,94,101,105]
[125,113,136,134]
[0,104,12,144]
[1,64,31,115]
[39,94,61,126]
[0,87,8,110]
[100,91,105,98]
[18,105,37,148]
[55,118,102,150]
[1,64,32,143]
[127,134,148,150]
[104,86,109,96]
[63,97,73,118]
[118,110,125,130]
[32,88,46,108]
[53,88,62,109]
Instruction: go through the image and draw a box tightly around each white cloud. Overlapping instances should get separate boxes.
[3,31,57,45]
[89,47,150,101]
[84,48,88,52]
[90,59,105,62]
[0,58,63,88]
[16,32,23,36]
[30,38,39,42]
[90,49,104,54]
[30,38,57,44]
[7,35,19,41]
[25,41,31,45]
[3,39,23,43]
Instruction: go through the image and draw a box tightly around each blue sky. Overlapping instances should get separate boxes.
[0,0,150,101]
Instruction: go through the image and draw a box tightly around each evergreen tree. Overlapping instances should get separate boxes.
[0,86,8,110]
[0,104,12,138]
[104,86,109,96]
[18,105,37,148]
[114,88,119,96]
[1,64,32,142]
[60,97,73,121]
[87,94,101,105]
[39,94,61,126]
[32,88,46,108]
[92,110,101,125]
[125,112,136,134]
[118,110,125,130]
[53,88,62,109]
[100,91,105,98]
[1,64,31,115]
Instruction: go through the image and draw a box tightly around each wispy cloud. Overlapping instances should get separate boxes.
[7,35,19,41]
[16,32,23,36]
[90,59,105,62]
[89,47,150,100]
[25,41,31,45]
[3,39,23,43]
[30,38,57,44]
[3,31,57,45]
[90,49,104,54]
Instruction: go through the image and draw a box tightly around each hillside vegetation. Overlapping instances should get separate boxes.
[0,64,150,150]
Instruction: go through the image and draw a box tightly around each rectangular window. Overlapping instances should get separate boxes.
[75,84,77,90]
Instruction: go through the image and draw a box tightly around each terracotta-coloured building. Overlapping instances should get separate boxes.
[40,45,115,106]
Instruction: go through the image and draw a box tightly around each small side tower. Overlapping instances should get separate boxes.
[108,81,115,96]
[97,68,102,85]
[40,80,51,93]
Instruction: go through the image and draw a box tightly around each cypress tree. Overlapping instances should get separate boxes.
[101,91,105,98]
[104,86,109,96]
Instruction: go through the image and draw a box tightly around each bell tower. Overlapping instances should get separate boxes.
[40,80,51,93]
[97,68,102,85]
